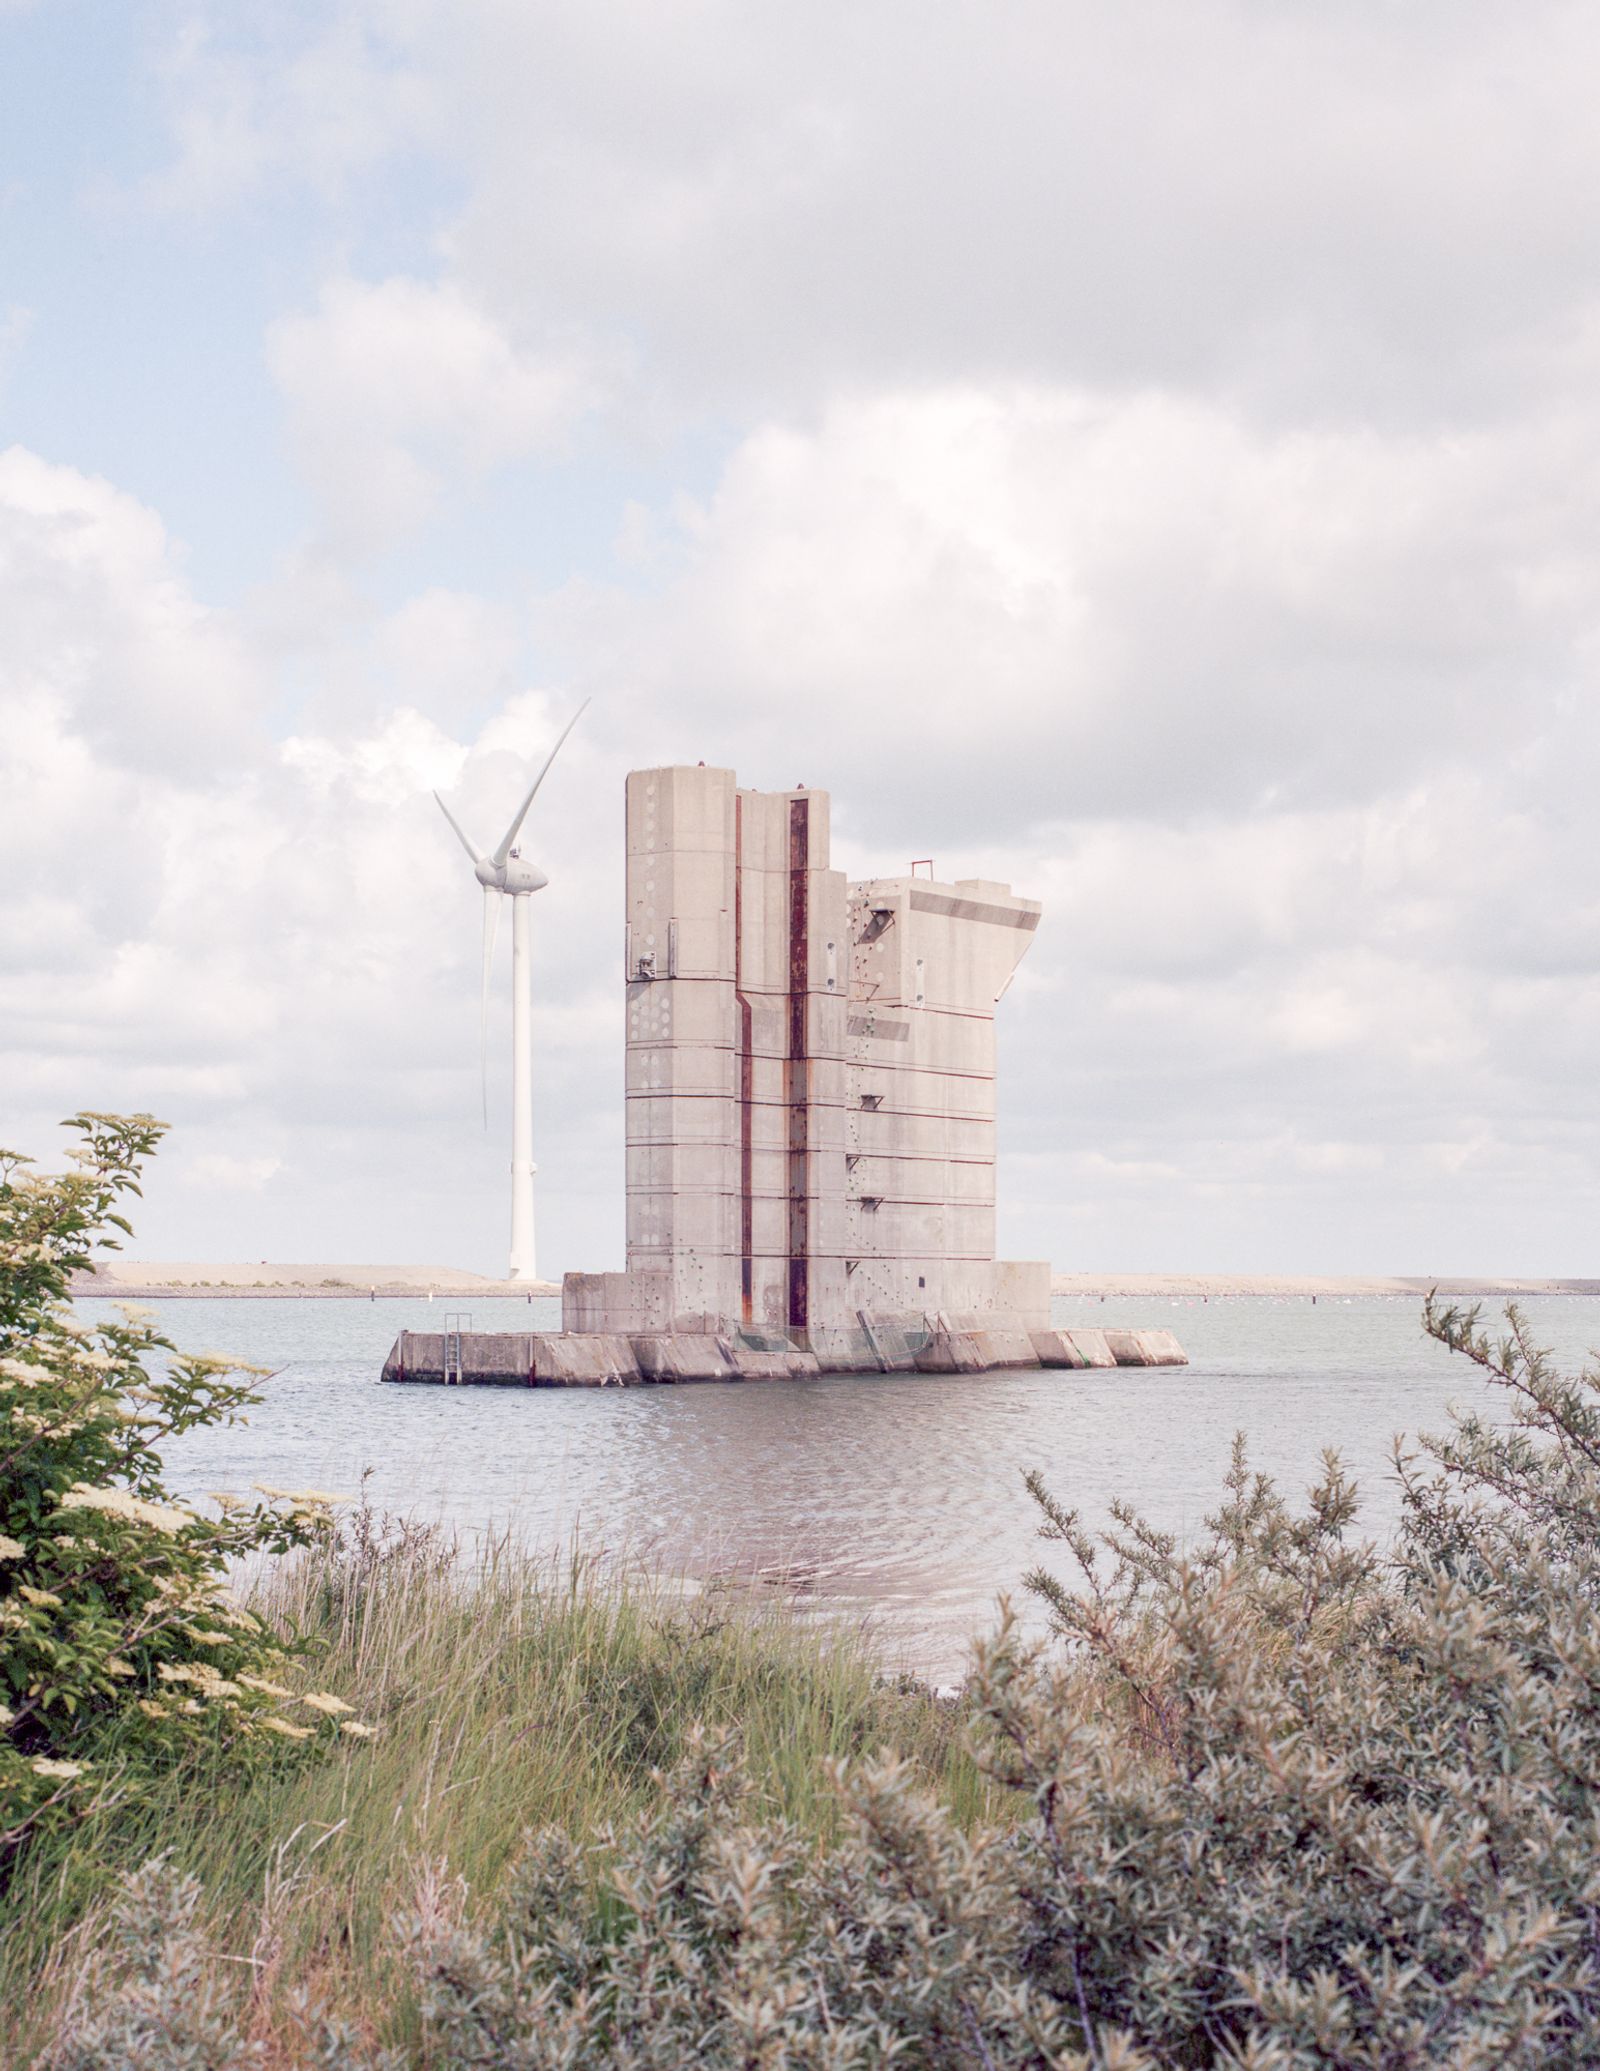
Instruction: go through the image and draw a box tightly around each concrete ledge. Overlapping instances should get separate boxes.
[533,1333,638,1385]
[914,1333,988,1374]
[381,1320,1184,1385]
[463,1332,537,1382]
[1030,1329,1090,1369]
[631,1335,739,1382]
[382,1331,438,1382]
[1101,1328,1190,1368]
[804,1326,885,1374]
[730,1348,821,1379]
[382,1331,534,1384]
[967,1327,1039,1369]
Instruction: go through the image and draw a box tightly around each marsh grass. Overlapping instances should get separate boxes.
[1,1519,988,2063]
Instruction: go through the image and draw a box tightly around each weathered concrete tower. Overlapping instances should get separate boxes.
[562,765,1049,1351]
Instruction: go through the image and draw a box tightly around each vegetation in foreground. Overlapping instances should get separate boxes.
[8,1118,1600,2066]
[0,1115,391,1873]
[3,1522,980,2066]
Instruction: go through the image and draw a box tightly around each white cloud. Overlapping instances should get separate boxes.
[10,316,1600,1272]
[140,10,435,215]
[541,385,1598,831]
[9,2,1600,1276]
[280,705,466,804]
[266,277,605,551]
[5,391,1599,1271]
[0,447,266,771]
[0,454,610,1265]
[145,1,1600,428]
[187,1151,284,1190]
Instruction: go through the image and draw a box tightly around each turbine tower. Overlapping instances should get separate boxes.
[433,701,587,1283]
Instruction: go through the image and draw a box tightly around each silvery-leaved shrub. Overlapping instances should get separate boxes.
[40,1853,257,2071]
[1,1114,372,1879]
[404,1300,1600,2069]
[405,1721,1074,2070]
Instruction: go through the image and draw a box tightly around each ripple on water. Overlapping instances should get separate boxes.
[71,1293,1600,1685]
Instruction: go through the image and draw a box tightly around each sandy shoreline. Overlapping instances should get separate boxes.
[70,1263,562,1300]
[68,1263,1600,1302]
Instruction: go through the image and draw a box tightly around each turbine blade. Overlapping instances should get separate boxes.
[480,886,502,1128]
[435,790,486,866]
[491,697,590,867]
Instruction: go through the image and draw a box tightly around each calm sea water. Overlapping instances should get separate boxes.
[72,1292,1600,1684]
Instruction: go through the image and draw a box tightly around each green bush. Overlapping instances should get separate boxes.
[0,1114,371,1877]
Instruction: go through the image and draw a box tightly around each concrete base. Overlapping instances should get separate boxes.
[381,1319,1187,1386]
[1128,1328,1188,1367]
[632,1335,735,1382]
[914,1332,988,1375]
[534,1333,637,1385]
[1030,1329,1089,1369]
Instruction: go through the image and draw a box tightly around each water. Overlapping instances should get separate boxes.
[73,1292,1600,1685]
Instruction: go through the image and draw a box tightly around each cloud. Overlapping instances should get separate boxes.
[147,1,1600,428]
[0,453,611,1266]
[5,396,1599,1272]
[542,384,1598,831]
[187,1151,284,1190]
[0,447,266,773]
[9,2,1600,1276]
[266,277,605,551]
[139,9,435,215]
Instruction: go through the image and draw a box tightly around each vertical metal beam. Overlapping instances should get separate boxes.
[786,796,810,1332]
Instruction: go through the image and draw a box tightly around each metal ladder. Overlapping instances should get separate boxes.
[442,1311,472,1386]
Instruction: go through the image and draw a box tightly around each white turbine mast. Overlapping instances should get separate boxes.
[434,699,588,1283]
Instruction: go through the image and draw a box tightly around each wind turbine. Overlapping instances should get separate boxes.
[434,700,588,1283]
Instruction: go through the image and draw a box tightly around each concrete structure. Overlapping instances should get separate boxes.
[379,760,1189,1386]
[560,765,1049,1352]
[380,1325,1187,1385]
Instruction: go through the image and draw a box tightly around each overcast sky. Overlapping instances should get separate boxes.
[3,0,1598,1277]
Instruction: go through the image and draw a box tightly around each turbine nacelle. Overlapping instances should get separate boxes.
[471,854,548,893]
[503,853,548,895]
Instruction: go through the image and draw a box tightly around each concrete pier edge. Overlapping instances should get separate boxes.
[381,1322,1188,1385]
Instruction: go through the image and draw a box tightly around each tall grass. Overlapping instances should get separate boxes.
[1,1519,987,2063]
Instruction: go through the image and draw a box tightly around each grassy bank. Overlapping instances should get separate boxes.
[1,1522,986,2065]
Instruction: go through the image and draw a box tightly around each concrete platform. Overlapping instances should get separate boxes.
[381,1322,1186,1386]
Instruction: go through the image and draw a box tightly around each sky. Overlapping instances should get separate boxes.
[2,0,1598,1278]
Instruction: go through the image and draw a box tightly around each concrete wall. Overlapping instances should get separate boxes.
[843,876,1045,1323]
[563,766,1048,1340]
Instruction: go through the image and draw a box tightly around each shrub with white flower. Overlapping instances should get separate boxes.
[0,1112,375,1876]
